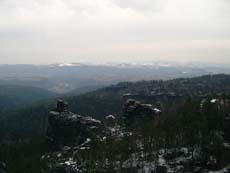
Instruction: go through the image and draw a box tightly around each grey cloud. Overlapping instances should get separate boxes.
[0,0,229,64]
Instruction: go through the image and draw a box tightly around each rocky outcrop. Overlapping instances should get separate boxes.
[123,99,161,127]
[44,99,230,173]
[47,100,102,150]
[104,114,116,128]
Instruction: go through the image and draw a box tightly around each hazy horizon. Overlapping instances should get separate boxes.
[0,0,229,64]
[1,60,230,67]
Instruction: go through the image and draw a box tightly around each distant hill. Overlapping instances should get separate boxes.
[1,74,230,141]
[66,74,230,119]
[0,63,229,94]
[0,85,57,110]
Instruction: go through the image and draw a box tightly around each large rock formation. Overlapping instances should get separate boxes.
[104,114,116,128]
[123,99,162,128]
[47,100,102,150]
[44,99,230,173]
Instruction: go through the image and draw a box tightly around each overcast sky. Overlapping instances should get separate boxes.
[0,0,229,64]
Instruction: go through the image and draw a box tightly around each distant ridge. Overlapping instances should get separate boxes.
[1,74,230,140]
[0,85,57,110]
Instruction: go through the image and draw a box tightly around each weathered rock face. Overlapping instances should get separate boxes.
[123,99,161,127]
[47,100,102,150]
[104,114,116,128]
